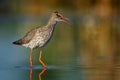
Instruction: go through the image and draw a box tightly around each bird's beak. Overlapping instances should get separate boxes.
[61,17,70,25]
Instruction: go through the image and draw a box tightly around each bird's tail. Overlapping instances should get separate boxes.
[13,39,22,45]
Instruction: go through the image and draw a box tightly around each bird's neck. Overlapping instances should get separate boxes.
[46,16,57,28]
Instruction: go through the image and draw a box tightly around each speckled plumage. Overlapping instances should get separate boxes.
[22,25,55,49]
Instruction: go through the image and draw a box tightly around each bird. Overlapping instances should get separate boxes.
[13,11,69,68]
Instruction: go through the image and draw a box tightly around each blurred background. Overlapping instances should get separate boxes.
[0,0,120,80]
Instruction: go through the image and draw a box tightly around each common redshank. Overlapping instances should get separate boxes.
[13,11,69,68]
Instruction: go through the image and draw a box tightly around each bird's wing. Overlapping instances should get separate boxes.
[22,28,37,43]
[13,28,37,45]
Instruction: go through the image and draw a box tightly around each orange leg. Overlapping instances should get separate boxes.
[30,50,33,68]
[39,50,47,68]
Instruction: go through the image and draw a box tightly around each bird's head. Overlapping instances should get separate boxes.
[53,11,69,24]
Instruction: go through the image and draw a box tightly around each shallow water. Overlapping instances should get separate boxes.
[0,65,83,80]
[1,13,120,80]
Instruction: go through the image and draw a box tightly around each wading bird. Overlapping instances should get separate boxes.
[13,11,69,68]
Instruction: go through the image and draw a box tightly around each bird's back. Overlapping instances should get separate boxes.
[25,26,55,49]
[13,27,37,45]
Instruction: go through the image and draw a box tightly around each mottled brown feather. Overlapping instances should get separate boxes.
[13,28,37,45]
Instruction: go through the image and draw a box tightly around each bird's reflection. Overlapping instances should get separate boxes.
[30,67,32,80]
[39,68,47,80]
[30,67,47,80]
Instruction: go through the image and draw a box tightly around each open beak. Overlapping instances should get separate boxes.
[61,17,70,25]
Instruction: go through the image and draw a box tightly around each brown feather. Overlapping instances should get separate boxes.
[13,28,37,45]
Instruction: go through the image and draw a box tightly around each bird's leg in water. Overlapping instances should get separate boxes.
[30,50,33,68]
[39,50,47,68]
